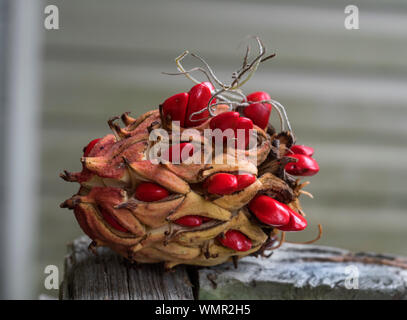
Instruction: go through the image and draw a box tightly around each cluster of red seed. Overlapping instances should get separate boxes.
[161,82,216,127]
[81,81,320,253]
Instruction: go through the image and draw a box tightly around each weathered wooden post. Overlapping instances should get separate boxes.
[61,236,407,300]
[61,237,194,300]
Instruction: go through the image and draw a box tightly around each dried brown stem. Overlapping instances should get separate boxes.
[286,224,323,245]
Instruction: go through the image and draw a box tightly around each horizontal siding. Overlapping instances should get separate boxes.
[39,0,407,296]
[45,0,407,71]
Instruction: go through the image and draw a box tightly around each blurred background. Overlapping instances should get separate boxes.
[0,0,406,299]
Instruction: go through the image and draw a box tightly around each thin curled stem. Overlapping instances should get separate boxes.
[164,37,293,134]
[162,67,213,84]
[286,224,323,245]
[175,51,201,85]
[266,231,286,251]
[270,99,294,135]
[272,103,285,132]
[190,53,225,88]
[230,37,265,90]
[188,89,233,121]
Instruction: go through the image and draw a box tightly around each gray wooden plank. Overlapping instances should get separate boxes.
[62,236,194,300]
[62,237,407,300]
[199,243,407,299]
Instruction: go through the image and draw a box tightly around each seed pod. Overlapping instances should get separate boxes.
[134,182,169,202]
[248,195,290,226]
[204,173,238,195]
[235,174,256,191]
[184,82,215,127]
[99,207,129,233]
[162,142,194,163]
[217,230,252,251]
[174,215,203,227]
[60,43,320,268]
[278,210,307,231]
[84,138,102,157]
[289,145,314,157]
[161,92,189,127]
[285,154,319,176]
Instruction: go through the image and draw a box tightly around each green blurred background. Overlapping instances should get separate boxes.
[1,0,406,299]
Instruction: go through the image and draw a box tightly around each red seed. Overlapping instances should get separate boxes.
[247,91,272,108]
[209,111,240,131]
[218,230,252,251]
[204,173,238,195]
[235,117,253,148]
[174,215,203,227]
[201,217,212,222]
[84,138,102,157]
[288,145,314,157]
[278,210,307,231]
[210,111,239,147]
[209,112,252,149]
[184,82,216,127]
[162,142,194,163]
[285,154,319,176]
[161,92,189,127]
[243,103,272,130]
[134,182,169,202]
[99,207,129,233]
[235,174,256,191]
[248,195,291,226]
[244,91,272,130]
